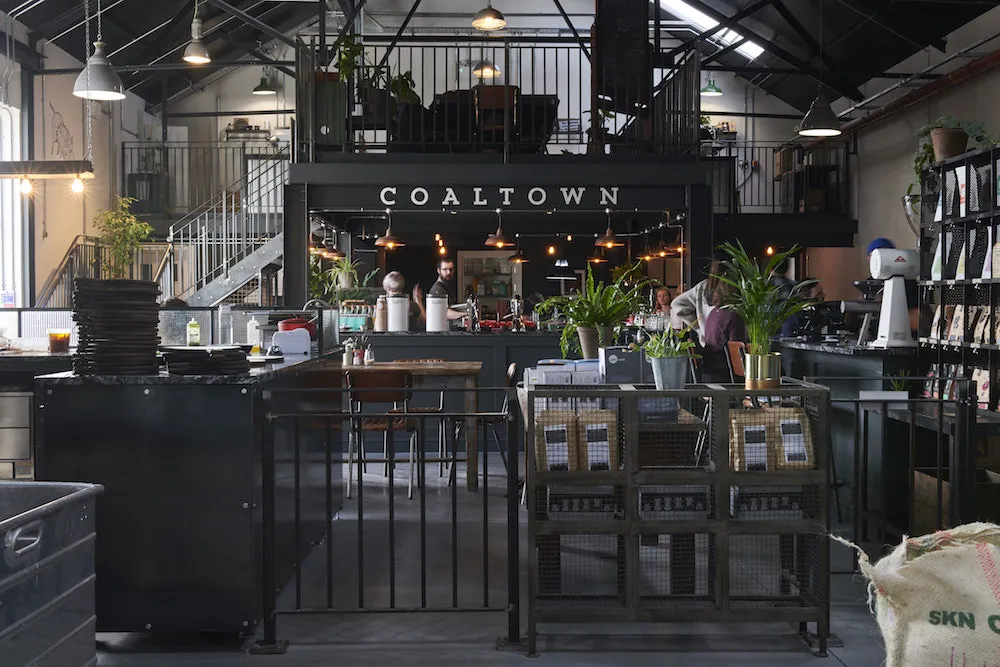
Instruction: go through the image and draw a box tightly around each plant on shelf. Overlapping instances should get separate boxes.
[309,254,338,303]
[713,242,816,390]
[642,326,699,390]
[536,261,649,359]
[336,36,421,114]
[92,196,153,279]
[330,255,362,290]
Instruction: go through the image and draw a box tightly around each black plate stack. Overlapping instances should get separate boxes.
[72,278,161,375]
[161,347,251,376]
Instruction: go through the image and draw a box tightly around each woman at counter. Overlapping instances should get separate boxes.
[653,287,672,317]
[700,281,746,383]
[671,261,721,344]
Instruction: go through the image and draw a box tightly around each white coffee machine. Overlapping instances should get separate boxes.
[869,248,919,349]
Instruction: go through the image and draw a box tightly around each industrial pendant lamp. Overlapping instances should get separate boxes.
[587,249,608,264]
[375,210,405,249]
[595,209,624,248]
[485,208,513,248]
[472,60,501,79]
[507,234,528,263]
[700,77,722,97]
[182,0,211,65]
[72,0,126,101]
[797,0,841,137]
[252,72,276,95]
[546,258,577,281]
[472,2,506,31]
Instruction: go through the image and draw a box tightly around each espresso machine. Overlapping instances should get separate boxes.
[509,294,525,332]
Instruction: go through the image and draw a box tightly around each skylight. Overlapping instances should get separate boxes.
[659,0,765,61]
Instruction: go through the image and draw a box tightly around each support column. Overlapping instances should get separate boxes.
[21,41,36,306]
[687,183,713,285]
[283,183,308,306]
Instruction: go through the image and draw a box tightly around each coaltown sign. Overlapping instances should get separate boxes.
[378,185,623,209]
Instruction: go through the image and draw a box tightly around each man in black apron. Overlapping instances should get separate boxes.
[412,257,464,323]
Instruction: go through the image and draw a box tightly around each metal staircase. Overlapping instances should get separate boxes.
[155,145,289,306]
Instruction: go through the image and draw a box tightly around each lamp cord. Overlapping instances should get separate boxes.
[96,0,103,42]
[84,0,92,162]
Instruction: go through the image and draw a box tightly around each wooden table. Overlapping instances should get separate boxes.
[345,361,484,490]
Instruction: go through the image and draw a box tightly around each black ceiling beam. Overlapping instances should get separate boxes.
[770,0,838,74]
[119,0,195,68]
[701,38,746,65]
[0,28,42,71]
[665,0,772,60]
[205,0,295,48]
[700,64,939,79]
[40,59,296,74]
[28,1,87,41]
[552,0,591,60]
[376,0,423,69]
[681,0,865,102]
[227,39,295,77]
[833,0,946,52]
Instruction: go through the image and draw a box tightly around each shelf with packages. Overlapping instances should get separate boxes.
[918,144,1000,414]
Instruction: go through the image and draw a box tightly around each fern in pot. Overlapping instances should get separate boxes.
[642,326,698,390]
[713,242,816,390]
[536,263,648,359]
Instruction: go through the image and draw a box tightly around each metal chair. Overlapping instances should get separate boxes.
[346,369,436,500]
[394,359,452,479]
[454,362,517,487]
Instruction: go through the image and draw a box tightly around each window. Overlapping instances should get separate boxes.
[0,103,21,308]
[659,0,765,60]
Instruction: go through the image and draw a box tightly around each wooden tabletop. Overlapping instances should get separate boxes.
[343,360,482,377]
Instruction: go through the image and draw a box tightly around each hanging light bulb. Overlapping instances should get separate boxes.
[587,249,608,264]
[472,60,501,79]
[19,179,32,195]
[547,245,556,256]
[471,2,506,31]
[253,72,276,95]
[485,208,513,248]
[595,209,624,248]
[566,234,573,242]
[766,245,775,256]
[375,209,405,249]
[700,77,723,97]
[439,245,447,256]
[182,1,211,64]
[71,177,84,193]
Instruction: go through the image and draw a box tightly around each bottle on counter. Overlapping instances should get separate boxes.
[364,346,375,365]
[247,317,260,353]
[374,296,388,332]
[186,318,201,346]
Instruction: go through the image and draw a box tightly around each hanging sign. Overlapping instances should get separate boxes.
[376,185,624,209]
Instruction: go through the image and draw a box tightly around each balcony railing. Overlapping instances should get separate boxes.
[296,36,700,160]
[705,140,850,215]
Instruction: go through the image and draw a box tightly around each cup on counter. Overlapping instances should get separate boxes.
[46,329,71,354]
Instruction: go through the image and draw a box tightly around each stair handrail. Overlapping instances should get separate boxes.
[35,235,102,306]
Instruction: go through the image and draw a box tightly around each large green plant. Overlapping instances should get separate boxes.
[92,196,153,279]
[642,326,699,359]
[536,262,649,357]
[713,242,816,358]
[907,116,996,198]
[309,254,337,302]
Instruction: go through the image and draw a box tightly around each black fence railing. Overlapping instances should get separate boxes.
[253,384,520,654]
[706,141,850,215]
[297,36,700,160]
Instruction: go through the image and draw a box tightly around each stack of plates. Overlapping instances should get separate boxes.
[161,346,251,376]
[72,279,161,375]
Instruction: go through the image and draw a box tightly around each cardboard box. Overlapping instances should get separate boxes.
[576,409,620,472]
[537,367,573,384]
[599,346,645,384]
[533,411,580,472]
[729,411,778,472]
[769,407,816,471]
[912,467,1000,536]
[571,370,601,385]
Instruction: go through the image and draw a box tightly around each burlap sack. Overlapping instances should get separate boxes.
[852,522,1000,667]
[576,409,619,472]
[729,411,778,472]
[533,411,579,472]
[767,407,815,470]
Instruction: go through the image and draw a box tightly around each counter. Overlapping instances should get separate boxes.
[34,352,341,636]
[0,350,73,390]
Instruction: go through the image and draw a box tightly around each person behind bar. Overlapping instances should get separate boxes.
[412,257,464,323]
[653,286,672,316]
[383,271,421,330]
[671,260,722,344]
[701,279,747,383]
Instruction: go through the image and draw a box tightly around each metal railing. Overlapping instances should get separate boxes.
[705,140,850,215]
[36,236,171,308]
[296,35,700,159]
[155,144,290,304]
[121,140,280,217]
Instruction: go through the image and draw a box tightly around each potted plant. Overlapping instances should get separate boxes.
[642,326,698,390]
[713,242,817,390]
[904,117,995,231]
[536,262,649,359]
[309,254,337,302]
[330,256,362,290]
[93,196,154,279]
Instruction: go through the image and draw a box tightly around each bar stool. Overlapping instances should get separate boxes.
[346,369,438,500]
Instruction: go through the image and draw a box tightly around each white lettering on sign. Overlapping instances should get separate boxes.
[561,187,585,205]
[410,187,429,206]
[379,186,397,206]
[528,187,547,206]
[499,187,514,206]
[473,187,488,206]
[441,187,459,206]
[600,187,619,206]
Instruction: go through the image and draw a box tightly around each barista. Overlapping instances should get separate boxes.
[412,257,464,322]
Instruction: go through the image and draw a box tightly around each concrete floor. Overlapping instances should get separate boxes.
[96,459,885,666]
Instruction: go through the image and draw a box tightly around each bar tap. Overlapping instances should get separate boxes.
[509,294,524,332]
[466,292,481,332]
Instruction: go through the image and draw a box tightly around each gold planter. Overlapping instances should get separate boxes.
[745,353,782,390]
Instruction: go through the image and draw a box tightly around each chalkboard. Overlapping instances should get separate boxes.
[595,0,651,114]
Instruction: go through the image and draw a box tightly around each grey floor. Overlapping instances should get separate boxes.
[96,457,885,666]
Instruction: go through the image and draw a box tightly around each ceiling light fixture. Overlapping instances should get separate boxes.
[472,2,506,31]
[547,258,577,281]
[182,0,211,65]
[472,60,501,79]
[485,208,513,248]
[587,249,608,264]
[19,179,31,195]
[595,209,624,248]
[73,0,126,101]
[252,73,276,96]
[700,77,722,96]
[375,209,404,249]
[798,0,841,137]
[71,177,84,193]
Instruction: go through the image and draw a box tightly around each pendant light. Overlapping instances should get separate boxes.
[700,77,722,97]
[472,60,501,79]
[797,0,841,137]
[252,71,276,96]
[485,208,513,248]
[472,2,506,32]
[595,209,624,248]
[72,0,126,101]
[508,234,528,263]
[547,258,577,281]
[182,0,211,65]
[375,209,405,249]
[587,249,608,264]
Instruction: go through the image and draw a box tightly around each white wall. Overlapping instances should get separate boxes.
[32,38,157,300]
